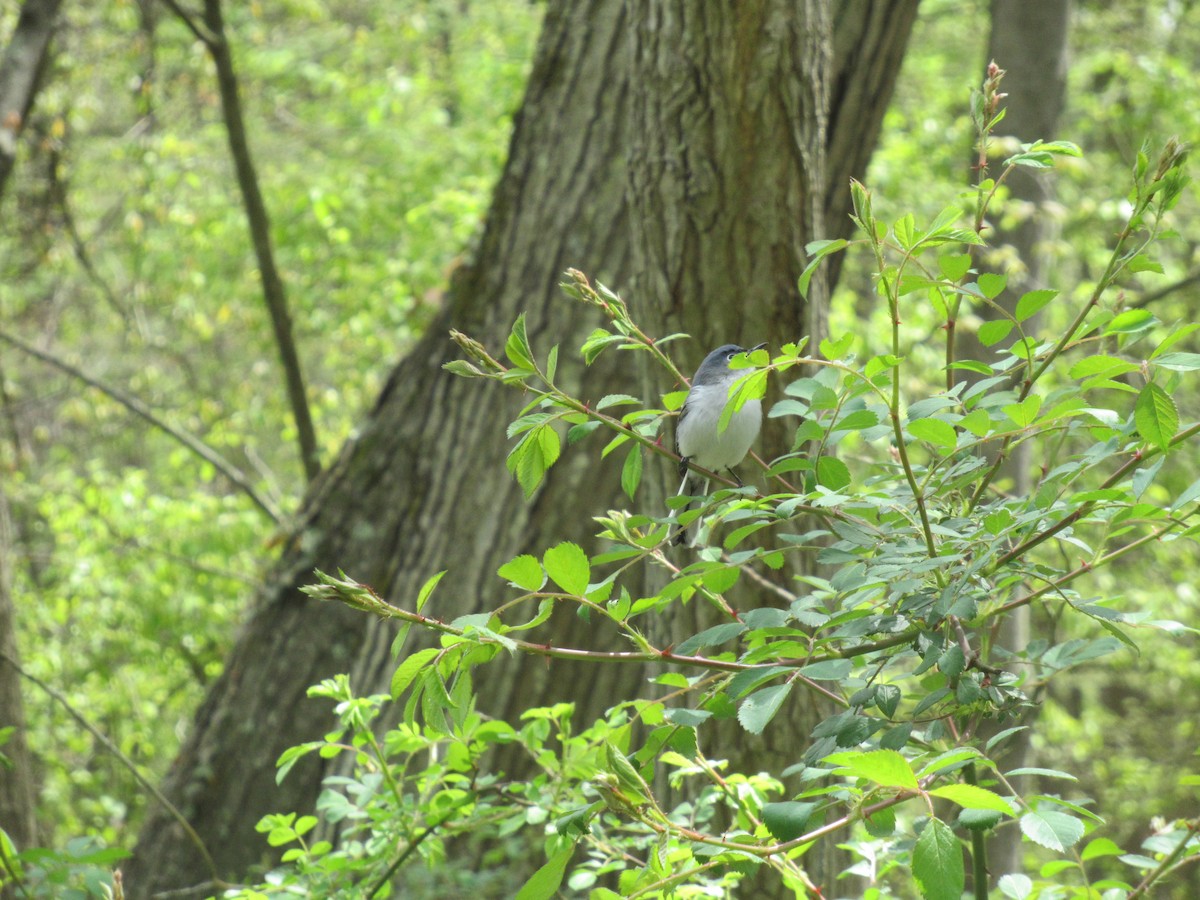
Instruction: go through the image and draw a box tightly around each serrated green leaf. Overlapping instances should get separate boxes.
[505,314,535,369]
[998,874,1033,899]
[825,749,918,790]
[913,817,964,900]
[1104,308,1156,335]
[978,273,1007,299]
[816,456,851,490]
[798,658,852,681]
[416,570,447,614]
[498,555,545,592]
[799,239,847,297]
[514,845,575,900]
[621,445,643,499]
[978,319,1013,347]
[1068,355,1140,379]
[761,801,817,841]
[391,647,440,699]
[908,418,957,449]
[939,254,972,281]
[1081,837,1124,860]
[929,784,1014,814]
[1014,289,1057,321]
[738,682,793,735]
[1134,382,1177,450]
[675,622,747,656]
[543,542,590,595]
[1019,810,1084,852]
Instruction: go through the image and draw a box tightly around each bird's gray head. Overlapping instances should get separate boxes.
[692,343,766,386]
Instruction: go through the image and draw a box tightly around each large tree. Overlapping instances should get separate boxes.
[124,0,919,894]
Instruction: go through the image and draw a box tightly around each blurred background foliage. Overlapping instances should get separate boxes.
[1,0,1197,884]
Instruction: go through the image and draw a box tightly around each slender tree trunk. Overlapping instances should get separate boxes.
[959,0,1071,887]
[125,1,917,894]
[0,486,38,860]
[0,0,63,205]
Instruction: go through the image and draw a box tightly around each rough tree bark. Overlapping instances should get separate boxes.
[0,0,63,863]
[0,486,38,857]
[958,0,1071,886]
[124,1,918,894]
[0,0,62,204]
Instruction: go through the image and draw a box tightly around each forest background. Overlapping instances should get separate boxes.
[1,0,1198,897]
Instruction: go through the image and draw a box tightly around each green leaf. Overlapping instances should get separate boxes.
[738,682,793,735]
[977,272,1007,299]
[1014,289,1057,321]
[907,418,957,450]
[866,806,897,837]
[675,622,747,655]
[1103,308,1156,335]
[1081,837,1125,860]
[1127,253,1163,274]
[498,555,546,592]
[761,801,817,841]
[928,784,1014,815]
[391,647,440,699]
[1068,355,1140,379]
[816,456,851,490]
[505,313,535,369]
[620,445,643,499]
[998,874,1033,899]
[543,542,590,595]
[416,570,447,614]
[1019,810,1084,853]
[912,817,964,900]
[1004,395,1042,428]
[799,238,847,297]
[977,319,1012,347]
[1134,382,1178,450]
[939,254,972,281]
[798,659,853,681]
[514,845,576,900]
[825,749,918,791]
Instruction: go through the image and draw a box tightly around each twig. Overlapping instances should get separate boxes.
[1129,268,1200,310]
[0,328,283,523]
[0,651,226,891]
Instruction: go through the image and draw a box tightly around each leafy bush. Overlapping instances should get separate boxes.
[222,91,1200,900]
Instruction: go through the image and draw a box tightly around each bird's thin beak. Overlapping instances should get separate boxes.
[751,342,767,352]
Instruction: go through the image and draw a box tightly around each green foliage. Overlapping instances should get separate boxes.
[0,0,542,867]
[262,121,1200,897]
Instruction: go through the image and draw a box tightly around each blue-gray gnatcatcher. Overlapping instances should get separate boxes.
[671,343,765,545]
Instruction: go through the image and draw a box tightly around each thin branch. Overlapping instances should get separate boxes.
[0,328,283,523]
[154,0,215,47]
[180,0,321,483]
[0,650,226,891]
[1129,267,1200,310]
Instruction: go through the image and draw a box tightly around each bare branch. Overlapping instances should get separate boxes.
[0,328,284,524]
[1130,267,1200,310]
[155,0,216,47]
[196,0,321,483]
[0,650,227,892]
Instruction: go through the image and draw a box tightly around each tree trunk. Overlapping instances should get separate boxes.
[0,485,38,858]
[0,0,62,204]
[124,1,917,894]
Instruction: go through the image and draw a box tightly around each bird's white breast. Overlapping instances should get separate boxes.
[677,383,762,471]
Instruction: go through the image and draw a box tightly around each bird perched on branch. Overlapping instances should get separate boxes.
[671,343,765,546]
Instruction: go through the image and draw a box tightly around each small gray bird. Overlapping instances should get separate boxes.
[671,343,765,546]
